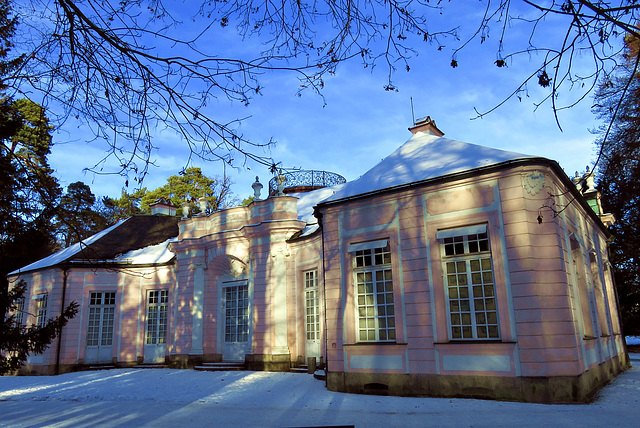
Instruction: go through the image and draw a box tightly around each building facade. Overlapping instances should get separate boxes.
[8,118,628,402]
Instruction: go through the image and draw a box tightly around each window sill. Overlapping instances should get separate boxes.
[434,340,516,345]
[344,342,408,347]
[434,341,518,353]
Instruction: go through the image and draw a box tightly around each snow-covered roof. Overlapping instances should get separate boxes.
[9,216,180,275]
[290,183,347,237]
[286,131,535,235]
[10,132,539,269]
[114,238,176,265]
[323,131,534,203]
[9,221,125,275]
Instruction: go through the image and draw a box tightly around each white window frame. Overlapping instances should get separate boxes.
[13,297,25,328]
[304,270,320,341]
[223,283,249,343]
[351,242,396,342]
[146,290,169,345]
[570,236,596,338]
[87,291,116,347]
[440,227,500,340]
[34,293,48,328]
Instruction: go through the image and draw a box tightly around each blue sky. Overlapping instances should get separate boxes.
[44,2,613,203]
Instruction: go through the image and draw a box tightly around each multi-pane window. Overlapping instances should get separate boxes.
[146,290,169,345]
[14,297,25,328]
[440,227,499,340]
[571,237,595,337]
[354,244,396,342]
[224,284,249,343]
[87,292,116,347]
[444,232,490,256]
[305,270,320,341]
[34,294,48,327]
[589,252,610,336]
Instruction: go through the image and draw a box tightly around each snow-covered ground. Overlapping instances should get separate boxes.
[1,354,640,427]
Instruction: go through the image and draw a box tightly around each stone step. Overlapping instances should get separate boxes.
[194,362,245,372]
[132,364,168,369]
[313,371,327,381]
[289,367,309,373]
[200,362,246,367]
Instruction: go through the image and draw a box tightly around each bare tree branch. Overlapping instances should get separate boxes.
[2,1,638,185]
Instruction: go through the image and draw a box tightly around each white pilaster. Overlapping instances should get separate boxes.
[190,261,206,355]
[271,246,290,355]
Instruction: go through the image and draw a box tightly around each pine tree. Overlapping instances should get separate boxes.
[100,188,147,224]
[56,181,111,247]
[0,1,77,374]
[140,167,235,215]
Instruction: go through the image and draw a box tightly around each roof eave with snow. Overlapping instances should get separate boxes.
[9,216,180,276]
[318,156,551,207]
[321,132,538,205]
[8,220,126,276]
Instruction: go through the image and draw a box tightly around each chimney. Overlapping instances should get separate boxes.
[408,116,444,136]
[150,198,177,216]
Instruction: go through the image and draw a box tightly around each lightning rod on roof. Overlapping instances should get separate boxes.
[410,97,415,124]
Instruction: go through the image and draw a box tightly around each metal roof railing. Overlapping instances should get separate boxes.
[268,170,346,194]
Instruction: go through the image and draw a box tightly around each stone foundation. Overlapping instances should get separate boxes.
[14,351,629,403]
[327,353,629,403]
[245,353,291,371]
[18,361,121,376]
[169,353,222,369]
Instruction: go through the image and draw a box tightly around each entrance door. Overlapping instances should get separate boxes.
[304,270,321,359]
[144,290,168,363]
[85,292,116,364]
[222,281,250,361]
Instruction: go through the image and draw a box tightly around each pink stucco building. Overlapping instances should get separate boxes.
[8,117,627,402]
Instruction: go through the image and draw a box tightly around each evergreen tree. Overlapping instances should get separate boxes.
[56,182,111,247]
[240,196,256,207]
[140,167,235,215]
[0,99,61,312]
[593,36,640,335]
[0,1,77,374]
[1,281,78,374]
[98,169,236,221]
[99,188,147,224]
[0,97,80,374]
